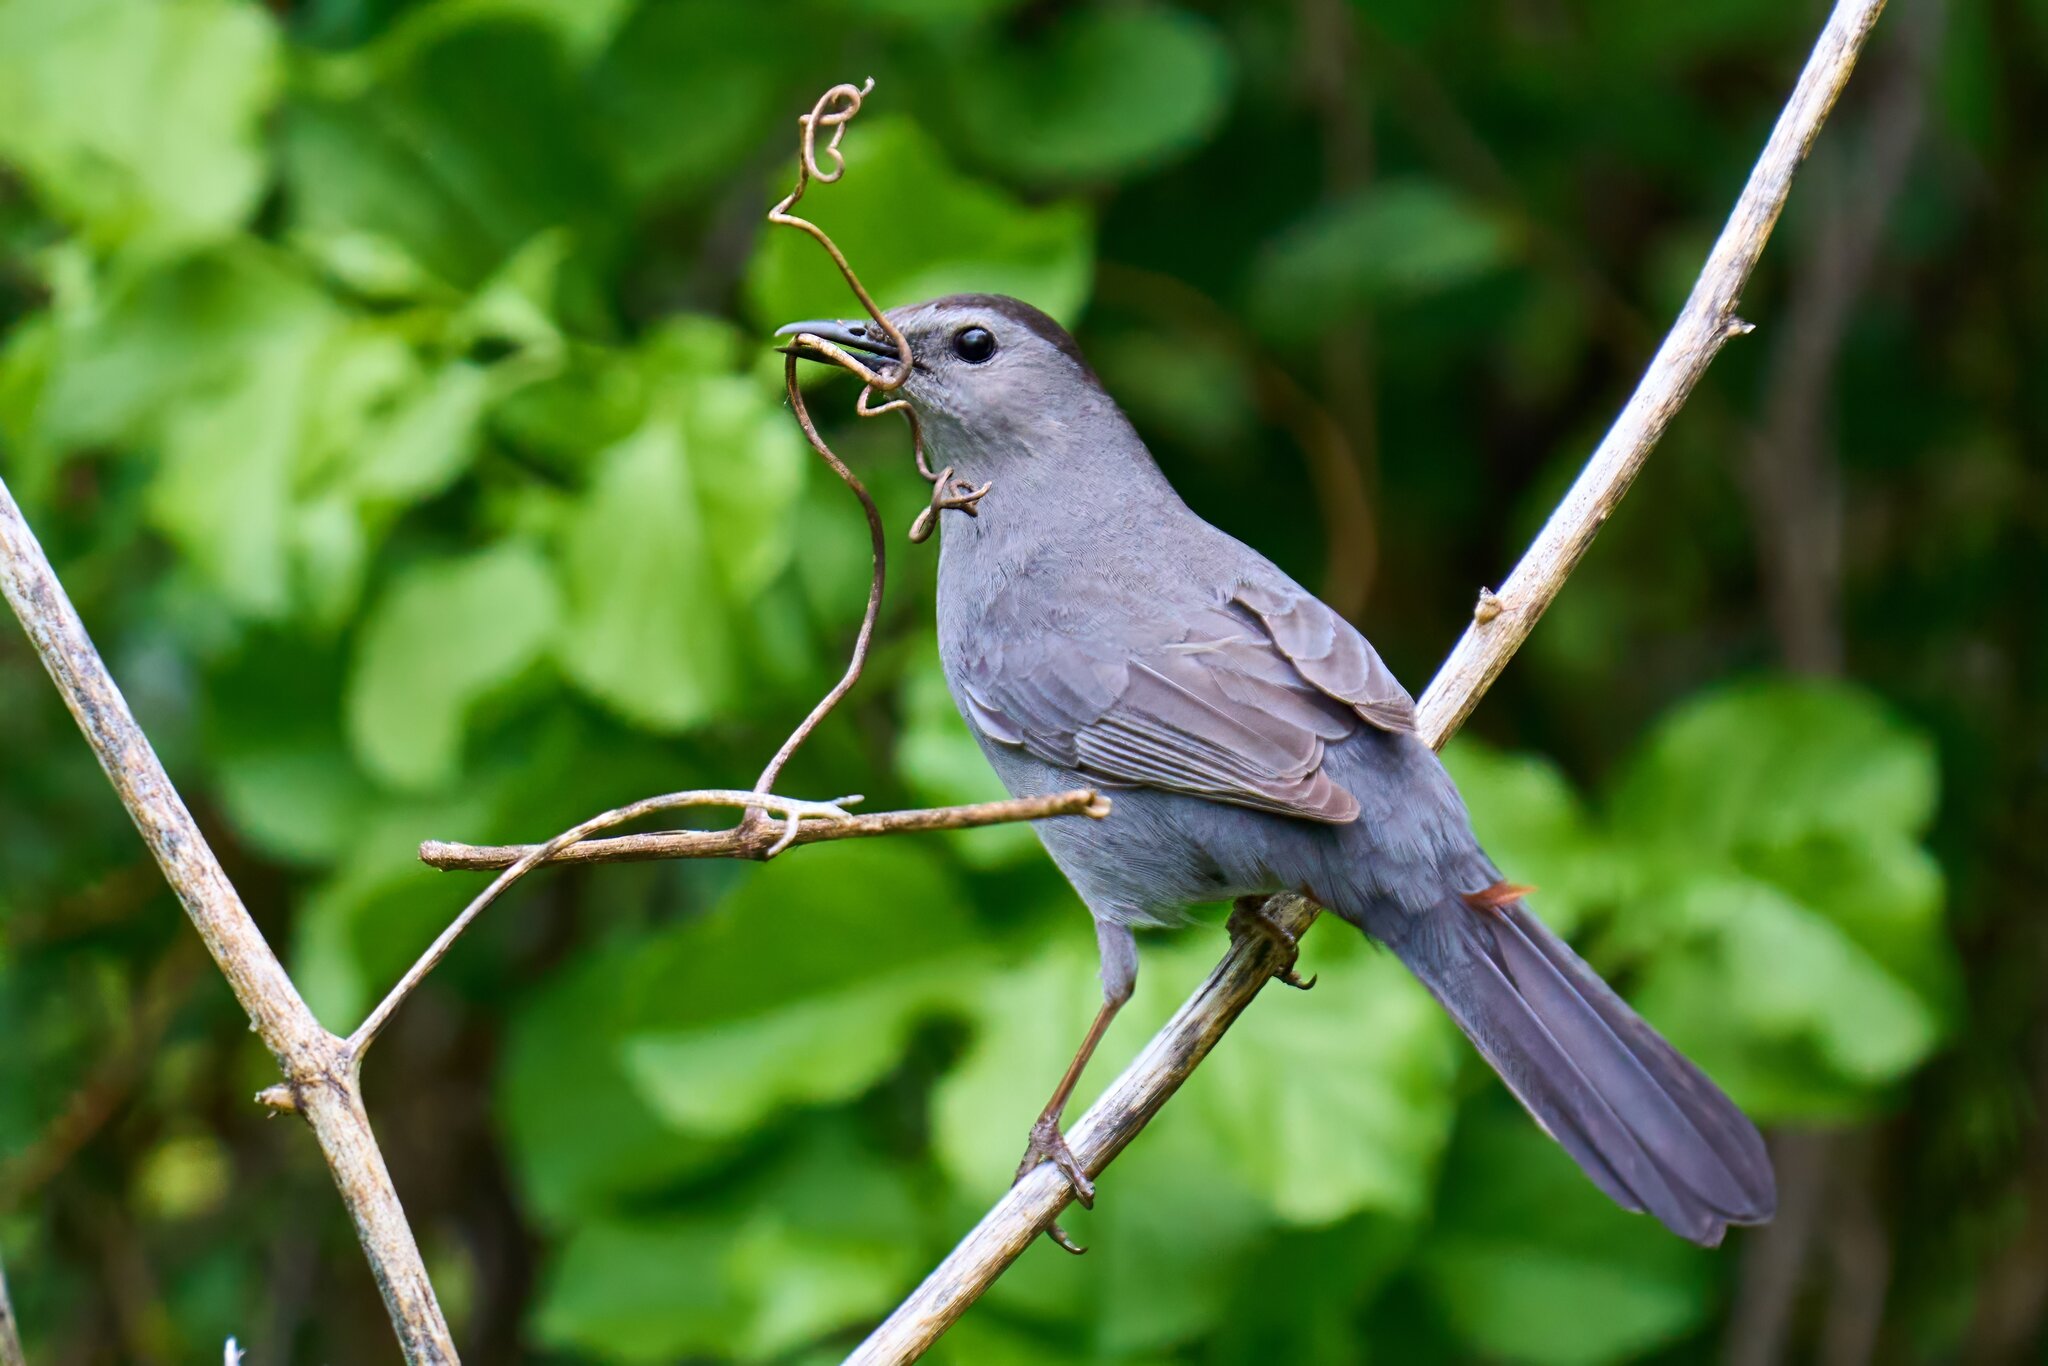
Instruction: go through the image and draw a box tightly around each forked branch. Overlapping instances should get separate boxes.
[0,77,1087,1366]
[848,0,1891,1359]
[0,479,457,1361]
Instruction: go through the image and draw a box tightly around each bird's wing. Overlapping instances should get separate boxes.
[1231,579,1416,734]
[960,583,1412,823]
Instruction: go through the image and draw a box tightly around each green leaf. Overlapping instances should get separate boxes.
[952,8,1235,184]
[533,1126,924,1362]
[588,1,826,197]
[213,733,376,867]
[551,333,803,732]
[1250,180,1511,342]
[345,541,560,790]
[1418,1098,1716,1366]
[1604,679,1952,1119]
[661,340,809,601]
[554,410,735,731]
[34,247,344,618]
[28,242,499,624]
[620,842,977,1140]
[0,0,279,255]
[930,926,1445,1222]
[1629,873,1943,1119]
[347,360,492,502]
[360,0,639,68]
[743,117,1094,328]
[283,18,619,290]
[931,933,1270,1354]
[1177,927,1459,1225]
[1610,678,1939,852]
[932,928,1434,1355]
[501,933,732,1225]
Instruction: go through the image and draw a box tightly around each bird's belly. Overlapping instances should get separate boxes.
[964,722,1488,930]
[971,735,1289,926]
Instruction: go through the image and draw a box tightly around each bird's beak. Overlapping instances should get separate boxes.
[773,317,901,365]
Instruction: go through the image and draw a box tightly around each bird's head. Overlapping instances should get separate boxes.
[776,293,1106,463]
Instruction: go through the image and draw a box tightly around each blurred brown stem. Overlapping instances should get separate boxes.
[1093,264,1378,619]
[0,941,203,1213]
[852,1,1891,1360]
[1724,2,1942,1359]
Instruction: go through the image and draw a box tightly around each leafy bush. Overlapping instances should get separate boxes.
[0,0,2022,1362]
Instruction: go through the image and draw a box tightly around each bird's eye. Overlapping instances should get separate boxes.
[952,326,996,363]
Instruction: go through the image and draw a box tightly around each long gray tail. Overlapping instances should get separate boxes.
[1375,891,1776,1246]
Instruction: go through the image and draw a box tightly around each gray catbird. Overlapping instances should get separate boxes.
[778,294,1777,1249]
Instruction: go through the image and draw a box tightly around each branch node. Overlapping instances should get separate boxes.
[255,1082,300,1115]
[762,793,862,858]
[1473,587,1505,623]
[1727,314,1758,337]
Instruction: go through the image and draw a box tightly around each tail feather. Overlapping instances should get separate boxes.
[1499,901,1775,1219]
[1381,893,1777,1246]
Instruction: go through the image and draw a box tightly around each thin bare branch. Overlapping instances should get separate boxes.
[0,481,456,1361]
[850,2,1890,1359]
[419,789,1109,871]
[0,1243,26,1366]
[353,788,868,1056]
[766,80,912,393]
[1415,0,1888,743]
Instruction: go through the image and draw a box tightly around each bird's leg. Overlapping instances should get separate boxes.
[1014,1001,1117,1203]
[1014,921,1136,1254]
[1229,894,1316,990]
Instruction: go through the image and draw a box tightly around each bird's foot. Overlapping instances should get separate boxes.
[1013,1112,1094,1255]
[1229,895,1316,990]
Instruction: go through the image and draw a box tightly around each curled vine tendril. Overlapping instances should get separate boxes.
[766,79,913,393]
[752,79,977,811]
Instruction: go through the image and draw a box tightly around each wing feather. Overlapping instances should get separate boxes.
[1234,581,1416,732]
[958,571,1414,822]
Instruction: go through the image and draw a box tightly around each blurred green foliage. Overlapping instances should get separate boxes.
[1,0,2039,1362]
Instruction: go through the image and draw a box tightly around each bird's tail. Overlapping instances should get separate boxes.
[1376,887,1776,1245]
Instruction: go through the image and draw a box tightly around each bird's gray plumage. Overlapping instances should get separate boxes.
[780,293,1776,1246]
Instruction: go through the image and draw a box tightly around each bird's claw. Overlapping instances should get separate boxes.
[1229,895,1316,990]
[1015,1113,1095,1205]
[1014,1113,1094,1255]
[1043,1220,1087,1256]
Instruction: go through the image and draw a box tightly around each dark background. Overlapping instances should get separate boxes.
[0,0,2039,1360]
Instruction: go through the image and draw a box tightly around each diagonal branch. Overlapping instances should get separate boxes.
[847,1,1891,1360]
[0,481,457,1361]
